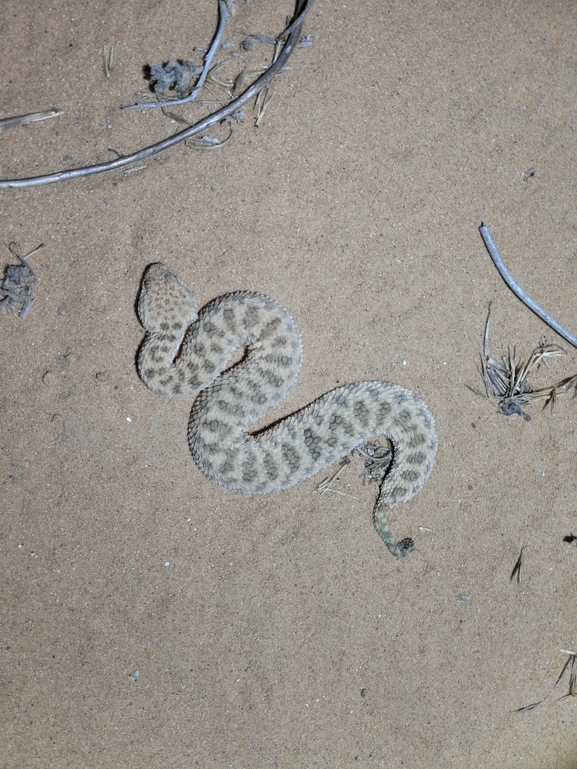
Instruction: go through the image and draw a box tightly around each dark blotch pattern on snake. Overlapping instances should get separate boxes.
[137,263,437,558]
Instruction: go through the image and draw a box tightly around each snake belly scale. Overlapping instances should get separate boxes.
[137,263,437,558]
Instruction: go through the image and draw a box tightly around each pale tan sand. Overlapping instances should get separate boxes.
[1,1,577,767]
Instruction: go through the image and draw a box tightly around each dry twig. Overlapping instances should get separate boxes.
[480,224,577,349]
[0,109,63,133]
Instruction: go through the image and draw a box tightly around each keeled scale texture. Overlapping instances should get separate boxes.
[137,263,437,558]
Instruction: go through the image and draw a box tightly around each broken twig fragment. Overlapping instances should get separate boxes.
[0,110,63,133]
[103,46,114,78]
[479,223,577,349]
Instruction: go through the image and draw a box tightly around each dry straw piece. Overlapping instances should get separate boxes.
[469,304,577,420]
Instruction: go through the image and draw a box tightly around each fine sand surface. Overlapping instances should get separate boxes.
[1,1,577,767]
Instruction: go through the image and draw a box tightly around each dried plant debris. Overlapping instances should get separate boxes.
[315,456,353,497]
[357,440,393,486]
[146,43,274,114]
[555,651,577,699]
[515,700,543,713]
[469,304,577,420]
[315,440,393,497]
[185,120,234,149]
[140,2,312,125]
[0,242,42,319]
[510,547,524,583]
[0,0,314,187]
[0,109,63,133]
[149,60,203,97]
[103,46,114,78]
[516,650,577,712]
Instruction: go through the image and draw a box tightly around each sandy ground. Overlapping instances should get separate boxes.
[1,1,577,767]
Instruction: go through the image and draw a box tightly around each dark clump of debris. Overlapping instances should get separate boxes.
[0,242,42,319]
[148,59,203,97]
